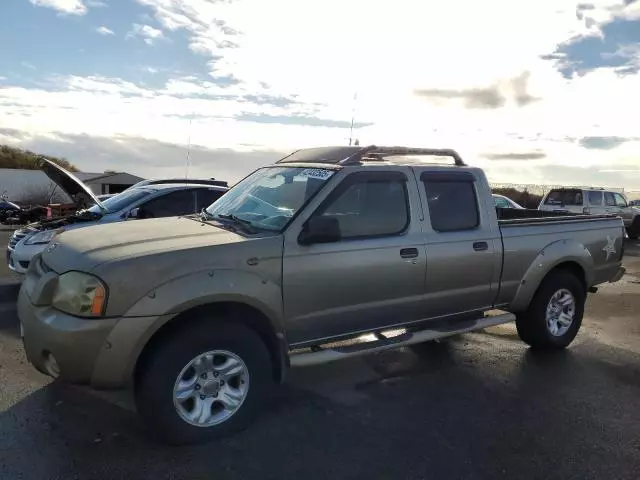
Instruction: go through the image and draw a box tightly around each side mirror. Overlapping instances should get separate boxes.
[127,207,140,219]
[298,216,341,245]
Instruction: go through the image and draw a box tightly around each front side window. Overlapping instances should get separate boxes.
[312,173,409,239]
[423,177,479,232]
[605,192,616,207]
[588,191,603,206]
[613,193,628,207]
[206,167,336,231]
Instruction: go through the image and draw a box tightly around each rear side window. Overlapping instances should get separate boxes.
[139,190,196,218]
[195,189,225,211]
[587,191,603,206]
[544,189,583,206]
[422,172,479,232]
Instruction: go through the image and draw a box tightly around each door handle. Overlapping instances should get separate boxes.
[473,242,488,252]
[400,248,419,259]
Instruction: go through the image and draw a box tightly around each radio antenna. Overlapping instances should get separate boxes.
[185,117,192,179]
[348,92,358,146]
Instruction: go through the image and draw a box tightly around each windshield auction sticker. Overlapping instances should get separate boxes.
[299,168,334,180]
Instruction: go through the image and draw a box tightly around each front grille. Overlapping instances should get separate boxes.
[8,228,37,250]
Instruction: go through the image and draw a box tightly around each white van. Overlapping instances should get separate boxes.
[539,187,640,238]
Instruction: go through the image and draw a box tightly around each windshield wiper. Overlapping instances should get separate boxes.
[216,213,256,229]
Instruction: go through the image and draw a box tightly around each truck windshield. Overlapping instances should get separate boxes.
[544,189,583,206]
[206,166,335,231]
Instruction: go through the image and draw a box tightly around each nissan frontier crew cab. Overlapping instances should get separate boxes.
[17,145,627,445]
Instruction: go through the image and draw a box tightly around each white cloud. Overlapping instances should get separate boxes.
[126,23,164,45]
[3,0,640,189]
[29,0,87,15]
[96,26,114,36]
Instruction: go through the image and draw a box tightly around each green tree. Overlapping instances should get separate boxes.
[0,144,78,171]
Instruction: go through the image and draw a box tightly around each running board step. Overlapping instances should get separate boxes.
[289,312,516,367]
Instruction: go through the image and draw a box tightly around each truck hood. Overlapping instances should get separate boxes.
[42,214,283,271]
[41,216,284,316]
[41,159,104,209]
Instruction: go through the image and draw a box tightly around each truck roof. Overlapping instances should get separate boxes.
[276,145,466,168]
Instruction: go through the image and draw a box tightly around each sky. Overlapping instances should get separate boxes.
[1,0,639,192]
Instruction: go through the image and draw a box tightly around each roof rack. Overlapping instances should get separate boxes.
[276,145,466,167]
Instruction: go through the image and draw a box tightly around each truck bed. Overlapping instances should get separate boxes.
[496,207,600,222]
[496,211,624,308]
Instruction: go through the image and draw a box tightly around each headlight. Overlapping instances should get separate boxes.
[24,228,64,245]
[52,271,107,317]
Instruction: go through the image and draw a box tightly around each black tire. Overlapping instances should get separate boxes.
[135,319,273,445]
[408,338,452,356]
[515,270,586,350]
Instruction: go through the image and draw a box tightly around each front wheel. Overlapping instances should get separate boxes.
[135,321,273,445]
[515,271,586,350]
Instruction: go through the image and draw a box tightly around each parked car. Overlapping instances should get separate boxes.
[629,200,640,207]
[7,161,228,274]
[539,187,640,239]
[17,145,626,445]
[0,198,21,223]
[493,194,524,209]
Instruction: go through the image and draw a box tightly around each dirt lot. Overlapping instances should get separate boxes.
[0,237,638,479]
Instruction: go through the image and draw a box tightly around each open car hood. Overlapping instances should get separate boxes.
[40,159,104,209]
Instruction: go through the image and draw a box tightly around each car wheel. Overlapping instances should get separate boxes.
[515,270,585,350]
[135,320,273,445]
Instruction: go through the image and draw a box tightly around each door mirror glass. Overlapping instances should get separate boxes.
[298,216,341,245]
[127,207,140,219]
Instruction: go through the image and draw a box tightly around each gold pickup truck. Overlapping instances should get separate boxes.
[17,146,626,444]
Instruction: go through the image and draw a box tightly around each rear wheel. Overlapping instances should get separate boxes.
[515,271,585,350]
[135,320,273,445]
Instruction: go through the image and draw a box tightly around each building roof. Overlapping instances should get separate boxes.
[75,171,145,185]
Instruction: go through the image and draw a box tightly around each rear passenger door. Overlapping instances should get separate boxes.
[586,191,607,215]
[416,170,502,318]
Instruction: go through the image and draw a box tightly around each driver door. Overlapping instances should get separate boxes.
[282,169,427,346]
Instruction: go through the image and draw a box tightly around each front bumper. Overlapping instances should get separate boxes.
[18,285,119,383]
[18,284,170,388]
